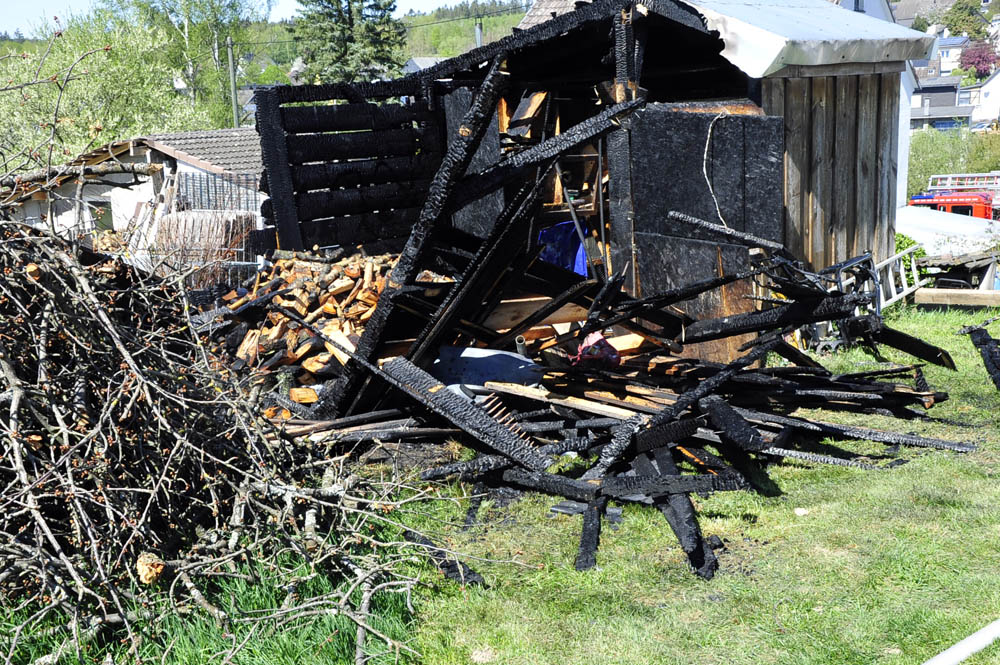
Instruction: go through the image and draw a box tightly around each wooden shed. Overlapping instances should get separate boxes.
[516,0,934,271]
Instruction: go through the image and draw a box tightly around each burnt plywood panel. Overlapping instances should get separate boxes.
[634,232,756,362]
[443,87,505,238]
[627,106,784,247]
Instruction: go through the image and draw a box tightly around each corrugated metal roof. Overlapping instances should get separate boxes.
[141,128,262,176]
[519,0,934,77]
[685,0,935,77]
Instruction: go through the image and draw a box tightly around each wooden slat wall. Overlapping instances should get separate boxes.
[762,69,902,269]
[254,85,446,251]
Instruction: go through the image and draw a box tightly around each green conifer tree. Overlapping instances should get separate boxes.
[294,0,406,83]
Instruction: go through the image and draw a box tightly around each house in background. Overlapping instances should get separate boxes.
[911,74,974,128]
[937,34,970,73]
[958,68,1000,125]
[893,0,959,27]
[9,127,265,280]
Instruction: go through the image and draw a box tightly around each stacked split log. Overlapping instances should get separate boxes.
[224,251,453,406]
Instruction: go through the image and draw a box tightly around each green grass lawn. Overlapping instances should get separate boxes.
[403,306,1000,665]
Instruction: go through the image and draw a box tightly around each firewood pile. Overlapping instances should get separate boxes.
[0,224,424,661]
[205,211,974,581]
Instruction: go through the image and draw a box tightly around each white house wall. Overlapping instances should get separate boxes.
[898,67,915,206]
[970,76,1000,122]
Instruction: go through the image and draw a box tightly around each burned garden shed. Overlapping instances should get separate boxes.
[249,0,933,415]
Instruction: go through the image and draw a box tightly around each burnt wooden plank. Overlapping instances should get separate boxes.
[289,153,443,191]
[281,101,435,133]
[273,79,422,104]
[255,87,304,250]
[809,76,834,269]
[783,77,809,265]
[743,112,784,244]
[296,209,420,247]
[607,126,635,293]
[833,75,858,266]
[285,126,435,164]
[293,180,432,222]
[856,74,879,257]
[444,86,504,238]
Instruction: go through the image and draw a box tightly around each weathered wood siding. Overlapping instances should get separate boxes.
[762,70,902,269]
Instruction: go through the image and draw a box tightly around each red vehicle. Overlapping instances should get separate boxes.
[908,191,999,220]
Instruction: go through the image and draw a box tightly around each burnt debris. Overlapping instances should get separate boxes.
[223,0,972,580]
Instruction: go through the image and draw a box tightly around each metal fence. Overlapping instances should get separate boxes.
[148,172,266,288]
[174,172,264,213]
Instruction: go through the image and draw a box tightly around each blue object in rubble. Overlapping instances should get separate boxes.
[538,221,587,276]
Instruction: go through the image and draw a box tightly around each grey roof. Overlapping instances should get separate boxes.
[519,0,934,77]
[911,104,974,118]
[893,0,956,25]
[916,74,961,88]
[142,127,262,176]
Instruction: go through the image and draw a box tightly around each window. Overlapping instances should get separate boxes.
[952,205,974,216]
[959,91,972,104]
[942,49,950,58]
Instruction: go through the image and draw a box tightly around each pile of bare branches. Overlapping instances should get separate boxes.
[0,222,424,664]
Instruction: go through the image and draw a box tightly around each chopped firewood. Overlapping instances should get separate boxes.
[236,329,261,363]
[289,387,319,404]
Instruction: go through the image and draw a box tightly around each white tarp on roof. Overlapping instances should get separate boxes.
[895,205,998,255]
[675,0,935,78]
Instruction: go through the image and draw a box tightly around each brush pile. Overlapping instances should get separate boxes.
[0,224,421,662]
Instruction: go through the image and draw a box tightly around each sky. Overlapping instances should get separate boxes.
[1,0,449,36]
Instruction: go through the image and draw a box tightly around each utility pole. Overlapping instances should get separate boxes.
[475,16,483,48]
[226,36,239,128]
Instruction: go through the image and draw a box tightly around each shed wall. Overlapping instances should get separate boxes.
[763,70,900,269]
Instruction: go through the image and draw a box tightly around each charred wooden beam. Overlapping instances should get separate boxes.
[574,496,609,571]
[281,100,436,133]
[734,407,975,452]
[291,180,432,222]
[840,315,956,370]
[601,472,741,498]
[680,294,867,344]
[967,327,1000,390]
[256,87,304,250]
[632,449,718,579]
[502,469,599,502]
[420,436,593,481]
[403,530,484,585]
[379,358,551,470]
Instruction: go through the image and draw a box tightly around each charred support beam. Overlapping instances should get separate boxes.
[255,87,304,250]
[968,327,1000,390]
[574,496,609,571]
[403,530,484,585]
[734,407,976,453]
[632,450,718,579]
[841,315,956,370]
[606,127,636,292]
[614,7,636,102]
[680,294,868,344]
[666,211,787,254]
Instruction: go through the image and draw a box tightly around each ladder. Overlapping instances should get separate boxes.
[927,172,1000,191]
[834,245,929,311]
